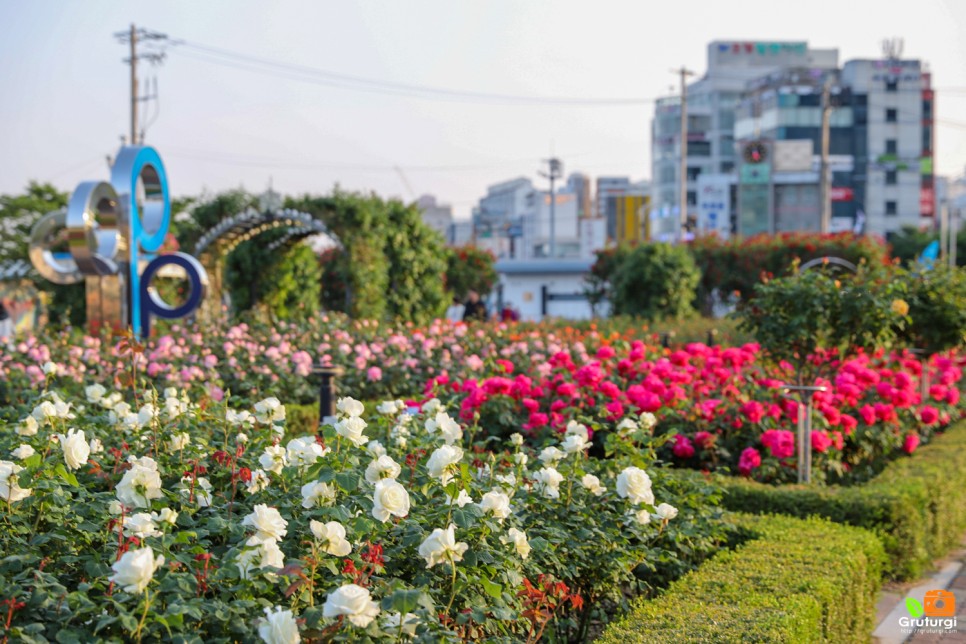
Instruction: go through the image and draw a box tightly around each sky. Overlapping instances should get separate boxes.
[2,0,966,219]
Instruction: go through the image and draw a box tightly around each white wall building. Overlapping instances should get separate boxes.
[494,260,603,321]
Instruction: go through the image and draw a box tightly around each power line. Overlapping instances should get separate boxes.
[168,40,657,107]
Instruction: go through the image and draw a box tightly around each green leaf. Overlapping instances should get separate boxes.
[385,589,422,614]
[54,464,79,487]
[480,577,503,600]
[335,471,360,492]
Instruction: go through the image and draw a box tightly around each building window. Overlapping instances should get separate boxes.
[688,141,711,157]
[886,78,898,92]
[686,167,702,181]
[687,191,697,207]
[885,139,897,155]
[721,161,735,173]
[923,125,932,153]
[886,200,897,216]
[886,170,897,185]
[886,108,898,123]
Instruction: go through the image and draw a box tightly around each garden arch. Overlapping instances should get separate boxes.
[191,208,338,319]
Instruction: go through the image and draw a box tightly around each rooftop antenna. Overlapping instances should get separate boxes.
[881,37,904,62]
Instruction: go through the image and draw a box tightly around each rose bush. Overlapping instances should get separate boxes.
[0,378,727,642]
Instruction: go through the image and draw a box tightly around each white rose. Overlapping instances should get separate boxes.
[167,432,190,452]
[366,440,387,458]
[514,453,528,467]
[533,467,564,499]
[580,474,606,496]
[227,409,255,426]
[109,546,164,594]
[631,508,651,525]
[510,433,524,446]
[237,432,250,444]
[101,392,123,410]
[136,403,158,429]
[365,455,401,483]
[164,397,188,420]
[89,438,104,454]
[0,461,31,503]
[639,412,657,430]
[254,397,286,424]
[258,606,301,644]
[426,445,463,484]
[114,463,163,508]
[372,479,411,522]
[190,477,213,508]
[286,436,329,467]
[616,467,654,505]
[163,387,179,400]
[247,469,270,495]
[259,445,288,474]
[422,398,442,414]
[426,412,462,444]
[376,400,404,415]
[152,508,179,526]
[42,361,58,376]
[11,444,35,460]
[237,536,285,579]
[124,513,163,538]
[495,472,517,490]
[56,428,90,471]
[561,433,589,454]
[501,527,531,559]
[418,524,469,568]
[309,520,352,556]
[323,583,380,627]
[335,416,369,447]
[565,421,589,440]
[654,502,678,522]
[336,397,365,418]
[446,489,474,507]
[301,481,337,508]
[538,446,565,464]
[479,490,512,521]
[242,504,288,541]
[17,416,39,436]
[85,384,107,404]
[616,418,638,436]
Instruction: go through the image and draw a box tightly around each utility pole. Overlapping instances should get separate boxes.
[673,66,695,243]
[115,25,167,146]
[819,78,832,234]
[539,158,563,258]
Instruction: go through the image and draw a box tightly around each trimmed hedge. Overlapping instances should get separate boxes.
[598,514,885,643]
[718,420,966,580]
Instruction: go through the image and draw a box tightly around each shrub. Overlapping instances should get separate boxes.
[737,264,904,384]
[717,420,966,579]
[690,231,890,305]
[445,245,498,300]
[611,243,700,320]
[598,513,885,644]
[895,262,966,356]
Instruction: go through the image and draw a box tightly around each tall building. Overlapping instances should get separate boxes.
[653,40,936,238]
[651,41,838,238]
[416,194,454,240]
[596,177,650,242]
[565,173,594,218]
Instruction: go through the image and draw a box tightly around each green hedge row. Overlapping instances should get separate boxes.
[598,514,885,643]
[717,420,966,580]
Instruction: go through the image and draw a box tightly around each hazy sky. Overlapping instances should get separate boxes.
[2,0,966,218]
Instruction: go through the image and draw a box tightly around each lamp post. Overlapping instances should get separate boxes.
[313,361,345,428]
[782,384,827,483]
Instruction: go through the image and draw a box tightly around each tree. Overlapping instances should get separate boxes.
[611,243,700,320]
[445,245,498,300]
[0,182,68,263]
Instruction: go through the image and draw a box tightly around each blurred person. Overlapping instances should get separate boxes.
[462,290,488,322]
[0,298,12,340]
[445,296,464,322]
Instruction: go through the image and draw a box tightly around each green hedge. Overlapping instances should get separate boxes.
[598,514,885,644]
[718,420,966,580]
